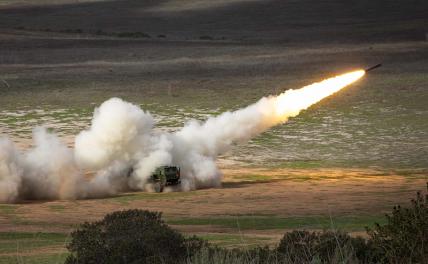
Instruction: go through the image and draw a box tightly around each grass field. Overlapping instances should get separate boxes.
[1,40,427,168]
[0,232,68,264]
[0,0,427,263]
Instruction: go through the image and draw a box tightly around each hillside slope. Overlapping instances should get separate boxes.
[0,0,427,43]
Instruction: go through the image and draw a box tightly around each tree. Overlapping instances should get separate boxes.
[367,183,428,263]
[66,210,188,264]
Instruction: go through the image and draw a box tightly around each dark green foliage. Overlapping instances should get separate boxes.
[65,210,188,264]
[348,236,375,263]
[186,246,278,264]
[367,183,428,263]
[247,246,279,263]
[184,235,209,256]
[65,184,428,264]
[277,230,368,263]
[277,230,317,262]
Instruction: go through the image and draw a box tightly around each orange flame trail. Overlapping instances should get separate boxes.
[274,70,365,118]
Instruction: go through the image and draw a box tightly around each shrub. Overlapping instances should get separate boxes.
[64,184,428,264]
[277,230,370,263]
[247,246,279,264]
[185,235,209,256]
[186,246,279,264]
[277,230,317,262]
[366,183,428,263]
[65,210,189,264]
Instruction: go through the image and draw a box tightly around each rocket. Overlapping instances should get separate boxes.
[365,64,382,72]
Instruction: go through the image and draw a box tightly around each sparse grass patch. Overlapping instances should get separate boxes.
[0,232,69,259]
[250,131,280,146]
[0,205,25,224]
[0,232,67,240]
[274,160,325,169]
[232,174,272,182]
[197,234,271,248]
[168,215,386,231]
[0,253,68,264]
[48,205,66,212]
[0,204,17,215]
[110,190,201,205]
[393,168,428,177]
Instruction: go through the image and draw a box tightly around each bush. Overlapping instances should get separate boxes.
[65,184,428,264]
[366,183,428,263]
[277,230,371,263]
[65,210,189,264]
[185,235,209,256]
[277,230,317,262]
[186,246,278,264]
[247,246,279,264]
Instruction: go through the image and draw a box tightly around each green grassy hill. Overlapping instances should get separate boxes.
[0,0,427,43]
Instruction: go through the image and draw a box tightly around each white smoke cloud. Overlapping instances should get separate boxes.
[0,128,83,202]
[82,161,131,198]
[20,128,82,200]
[131,134,173,190]
[0,137,23,203]
[75,97,154,170]
[0,71,364,203]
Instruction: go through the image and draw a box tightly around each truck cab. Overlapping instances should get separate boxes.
[152,166,181,192]
[127,165,181,192]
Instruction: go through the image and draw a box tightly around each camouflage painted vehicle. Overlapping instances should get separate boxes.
[127,165,181,192]
[151,166,181,192]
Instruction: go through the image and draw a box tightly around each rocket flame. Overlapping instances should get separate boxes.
[274,70,365,117]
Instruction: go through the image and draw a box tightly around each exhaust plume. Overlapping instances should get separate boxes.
[0,70,365,202]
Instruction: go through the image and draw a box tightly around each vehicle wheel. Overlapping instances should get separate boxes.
[154,182,161,193]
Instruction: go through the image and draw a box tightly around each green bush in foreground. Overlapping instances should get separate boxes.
[277,230,370,263]
[186,246,277,264]
[367,183,428,263]
[66,183,428,264]
[65,210,202,264]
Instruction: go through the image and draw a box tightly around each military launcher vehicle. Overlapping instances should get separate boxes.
[127,165,181,192]
[151,166,181,192]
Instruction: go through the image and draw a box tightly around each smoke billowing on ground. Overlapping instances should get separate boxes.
[0,71,364,203]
